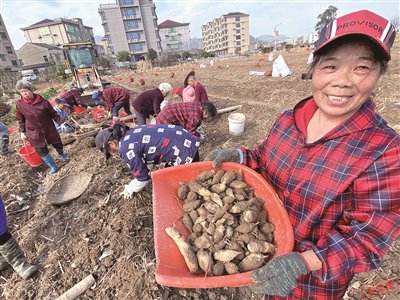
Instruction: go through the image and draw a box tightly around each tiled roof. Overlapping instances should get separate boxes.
[158,19,189,28]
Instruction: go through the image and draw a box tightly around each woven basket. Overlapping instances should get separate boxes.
[47,172,92,204]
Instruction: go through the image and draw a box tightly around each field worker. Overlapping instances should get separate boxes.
[181,71,195,103]
[205,10,399,299]
[155,101,217,137]
[95,122,200,199]
[16,80,69,174]
[131,82,172,125]
[0,121,14,155]
[92,87,132,125]
[53,98,75,134]
[0,194,38,279]
[183,71,209,103]
[58,87,88,111]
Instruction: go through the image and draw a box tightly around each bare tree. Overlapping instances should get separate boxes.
[315,6,338,34]
[391,10,399,32]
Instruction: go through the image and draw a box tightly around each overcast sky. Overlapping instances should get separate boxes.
[1,0,399,50]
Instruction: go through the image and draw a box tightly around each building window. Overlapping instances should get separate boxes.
[19,59,24,65]
[127,32,140,40]
[236,41,241,46]
[236,29,240,34]
[0,54,6,61]
[0,32,7,40]
[168,27,176,33]
[109,46,114,54]
[129,43,143,52]
[67,33,79,43]
[5,46,13,54]
[170,35,177,41]
[103,23,109,32]
[39,26,51,36]
[236,23,240,28]
[235,17,240,21]
[43,55,49,62]
[121,0,134,4]
[123,8,136,17]
[236,35,241,40]
[151,7,156,16]
[65,24,78,32]
[42,35,54,44]
[153,19,158,27]
[170,44,179,50]
[125,20,138,30]
[106,35,112,43]
[11,60,18,66]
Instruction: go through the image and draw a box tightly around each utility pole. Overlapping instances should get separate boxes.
[273,23,281,52]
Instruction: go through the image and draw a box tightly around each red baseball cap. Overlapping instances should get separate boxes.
[314,10,396,60]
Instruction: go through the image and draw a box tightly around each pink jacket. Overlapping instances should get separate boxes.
[182,85,195,103]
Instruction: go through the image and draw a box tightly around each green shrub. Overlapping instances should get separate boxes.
[38,87,57,99]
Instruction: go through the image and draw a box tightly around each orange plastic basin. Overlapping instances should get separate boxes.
[151,161,294,288]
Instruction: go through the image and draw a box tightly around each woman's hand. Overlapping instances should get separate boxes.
[203,148,240,168]
[250,252,309,296]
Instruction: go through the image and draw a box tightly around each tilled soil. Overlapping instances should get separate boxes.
[0,40,399,299]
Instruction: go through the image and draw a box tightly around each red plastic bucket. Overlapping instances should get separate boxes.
[74,106,87,114]
[18,142,43,167]
[91,107,105,121]
[119,111,131,124]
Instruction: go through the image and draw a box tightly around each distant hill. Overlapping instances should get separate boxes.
[256,34,289,43]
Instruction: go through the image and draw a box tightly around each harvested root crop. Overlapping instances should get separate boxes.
[165,227,199,274]
[167,169,277,276]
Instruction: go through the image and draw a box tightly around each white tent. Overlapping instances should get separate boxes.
[272,54,292,77]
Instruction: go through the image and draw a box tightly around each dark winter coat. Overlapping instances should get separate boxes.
[16,94,62,147]
[132,88,164,118]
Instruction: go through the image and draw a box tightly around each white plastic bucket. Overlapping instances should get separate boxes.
[228,113,246,136]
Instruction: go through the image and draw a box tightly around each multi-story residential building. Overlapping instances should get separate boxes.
[202,12,249,56]
[0,13,21,86]
[158,20,191,52]
[20,18,95,46]
[98,0,162,61]
[16,42,64,73]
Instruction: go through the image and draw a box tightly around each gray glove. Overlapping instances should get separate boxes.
[250,252,309,296]
[203,148,240,168]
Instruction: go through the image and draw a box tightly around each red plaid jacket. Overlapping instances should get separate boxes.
[59,89,82,107]
[241,97,400,299]
[155,102,203,137]
[101,88,130,112]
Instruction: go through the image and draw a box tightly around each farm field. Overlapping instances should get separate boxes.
[0,39,399,299]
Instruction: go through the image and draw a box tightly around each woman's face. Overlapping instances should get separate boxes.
[19,88,34,99]
[312,42,381,123]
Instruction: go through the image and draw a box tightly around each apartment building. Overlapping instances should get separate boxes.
[158,20,191,52]
[0,14,21,85]
[21,18,94,46]
[98,0,162,61]
[202,12,249,56]
[17,43,64,70]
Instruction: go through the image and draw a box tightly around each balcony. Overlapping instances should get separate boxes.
[127,38,143,43]
[122,14,140,20]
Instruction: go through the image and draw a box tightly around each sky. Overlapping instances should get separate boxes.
[1,0,399,50]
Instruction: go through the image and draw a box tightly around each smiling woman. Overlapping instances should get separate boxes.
[204,9,400,300]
